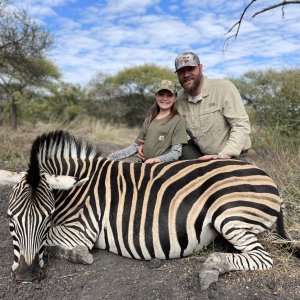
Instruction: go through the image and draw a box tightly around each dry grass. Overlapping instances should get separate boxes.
[0,121,138,169]
[249,126,300,237]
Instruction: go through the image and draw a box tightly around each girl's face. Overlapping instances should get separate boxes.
[155,90,176,111]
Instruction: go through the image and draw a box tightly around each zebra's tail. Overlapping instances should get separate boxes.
[276,206,300,258]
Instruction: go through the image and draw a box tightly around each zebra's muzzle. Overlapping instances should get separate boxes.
[13,254,43,283]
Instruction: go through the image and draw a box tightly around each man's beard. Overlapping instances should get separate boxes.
[180,73,202,95]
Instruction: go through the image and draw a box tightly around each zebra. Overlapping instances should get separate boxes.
[0,130,298,285]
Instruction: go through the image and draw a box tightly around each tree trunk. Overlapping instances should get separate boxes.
[11,97,17,129]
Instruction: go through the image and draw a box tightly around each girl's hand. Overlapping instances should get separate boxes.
[144,157,161,164]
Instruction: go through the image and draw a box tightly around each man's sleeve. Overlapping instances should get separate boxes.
[220,80,251,156]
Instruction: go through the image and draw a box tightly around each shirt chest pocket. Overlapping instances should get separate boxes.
[197,107,224,135]
[157,130,169,142]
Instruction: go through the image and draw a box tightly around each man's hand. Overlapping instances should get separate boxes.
[144,157,161,164]
[199,154,232,160]
[137,139,145,161]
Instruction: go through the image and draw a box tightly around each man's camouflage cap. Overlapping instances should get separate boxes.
[155,80,177,94]
[174,51,200,72]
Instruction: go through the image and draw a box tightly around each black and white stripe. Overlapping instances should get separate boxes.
[5,130,295,282]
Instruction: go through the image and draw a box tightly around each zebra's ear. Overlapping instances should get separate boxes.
[45,174,89,190]
[0,170,27,186]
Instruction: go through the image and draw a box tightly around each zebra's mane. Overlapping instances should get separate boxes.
[26,130,101,188]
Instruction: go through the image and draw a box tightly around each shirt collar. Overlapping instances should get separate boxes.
[188,93,202,103]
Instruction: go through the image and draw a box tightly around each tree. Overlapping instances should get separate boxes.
[46,82,87,122]
[88,64,176,126]
[224,1,300,50]
[0,3,60,128]
[21,82,88,123]
[110,64,176,95]
[231,68,300,140]
[109,64,176,125]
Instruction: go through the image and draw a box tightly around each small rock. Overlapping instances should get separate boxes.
[198,269,219,291]
[267,278,276,290]
[148,258,163,269]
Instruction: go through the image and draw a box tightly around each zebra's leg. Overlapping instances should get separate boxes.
[203,248,273,273]
[45,225,95,264]
[45,245,94,264]
[199,232,273,290]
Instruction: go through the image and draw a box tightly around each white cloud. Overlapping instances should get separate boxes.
[8,0,300,84]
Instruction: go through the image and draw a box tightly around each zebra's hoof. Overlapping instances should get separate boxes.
[203,253,230,275]
[72,245,94,264]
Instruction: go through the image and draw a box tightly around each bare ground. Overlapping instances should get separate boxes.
[0,142,299,300]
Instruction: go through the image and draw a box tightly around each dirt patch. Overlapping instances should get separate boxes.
[0,145,299,300]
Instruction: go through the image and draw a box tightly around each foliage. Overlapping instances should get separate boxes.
[250,125,300,224]
[231,68,300,144]
[0,3,60,128]
[85,72,125,124]
[87,64,176,126]
[109,64,176,95]
[20,82,87,123]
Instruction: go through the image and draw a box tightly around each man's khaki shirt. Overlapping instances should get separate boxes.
[177,77,251,157]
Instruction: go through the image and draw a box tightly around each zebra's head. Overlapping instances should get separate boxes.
[7,170,55,282]
[1,131,93,282]
[1,169,88,283]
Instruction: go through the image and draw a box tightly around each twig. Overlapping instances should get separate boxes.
[272,240,300,245]
[252,1,300,18]
[223,0,257,53]
[223,0,300,52]
[58,273,78,279]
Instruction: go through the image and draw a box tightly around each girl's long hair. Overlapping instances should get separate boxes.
[146,94,179,126]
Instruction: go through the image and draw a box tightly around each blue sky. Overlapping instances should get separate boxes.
[10,0,300,85]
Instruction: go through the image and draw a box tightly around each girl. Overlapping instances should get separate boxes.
[107,80,187,164]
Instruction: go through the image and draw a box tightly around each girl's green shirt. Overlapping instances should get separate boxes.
[136,115,187,160]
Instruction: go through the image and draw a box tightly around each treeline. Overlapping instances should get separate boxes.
[0,2,299,147]
[232,69,300,141]
[1,65,299,143]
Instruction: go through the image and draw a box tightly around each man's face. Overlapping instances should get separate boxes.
[177,65,202,95]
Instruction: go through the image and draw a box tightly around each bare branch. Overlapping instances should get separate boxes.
[223,1,300,52]
[252,1,300,18]
[223,0,257,53]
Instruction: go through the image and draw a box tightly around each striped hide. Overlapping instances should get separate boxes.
[2,130,295,283]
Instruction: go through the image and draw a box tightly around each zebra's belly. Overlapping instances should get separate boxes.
[94,224,218,260]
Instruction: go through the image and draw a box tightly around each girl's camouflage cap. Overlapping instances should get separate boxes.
[155,80,177,94]
[175,52,200,72]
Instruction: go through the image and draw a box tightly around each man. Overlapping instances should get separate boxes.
[174,51,251,160]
